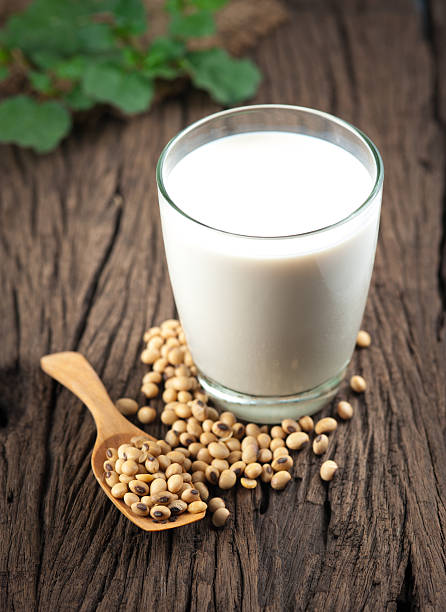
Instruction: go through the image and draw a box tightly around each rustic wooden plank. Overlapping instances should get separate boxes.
[430,0,446,124]
[2,0,446,610]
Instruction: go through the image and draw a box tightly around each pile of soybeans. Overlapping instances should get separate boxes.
[102,320,370,526]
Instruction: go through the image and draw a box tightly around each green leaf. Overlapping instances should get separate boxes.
[64,84,95,110]
[169,11,215,39]
[184,48,261,105]
[111,0,146,35]
[145,37,185,65]
[0,95,71,152]
[1,0,116,58]
[121,47,141,69]
[0,48,9,64]
[30,50,61,70]
[0,66,9,81]
[29,70,53,94]
[76,23,116,53]
[190,0,227,10]
[53,56,87,80]
[82,63,154,113]
[165,0,183,13]
[142,37,184,78]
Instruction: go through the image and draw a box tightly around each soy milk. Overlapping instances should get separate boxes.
[159,131,380,398]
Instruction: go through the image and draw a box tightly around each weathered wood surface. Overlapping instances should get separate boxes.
[1,0,446,609]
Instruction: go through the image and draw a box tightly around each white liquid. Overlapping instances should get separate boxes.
[167,132,372,236]
[159,131,381,405]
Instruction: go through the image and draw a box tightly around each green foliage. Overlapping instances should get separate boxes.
[142,37,185,79]
[184,48,261,105]
[169,12,216,39]
[0,0,262,152]
[28,71,53,94]
[63,85,95,111]
[82,63,154,113]
[0,96,71,152]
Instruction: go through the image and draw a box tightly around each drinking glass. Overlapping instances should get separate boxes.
[156,105,383,422]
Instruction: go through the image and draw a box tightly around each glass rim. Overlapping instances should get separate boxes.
[156,104,384,240]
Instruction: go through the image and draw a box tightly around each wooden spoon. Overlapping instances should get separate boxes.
[40,351,205,531]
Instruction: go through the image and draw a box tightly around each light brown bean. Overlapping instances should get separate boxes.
[315,417,338,435]
[270,471,291,490]
[219,469,237,489]
[337,400,354,420]
[286,431,309,450]
[320,460,338,481]
[212,507,230,528]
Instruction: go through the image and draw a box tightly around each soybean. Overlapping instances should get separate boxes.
[272,456,293,472]
[270,438,285,452]
[350,375,367,393]
[261,464,274,483]
[212,507,230,528]
[220,411,236,426]
[194,482,210,501]
[320,460,338,481]
[313,434,329,455]
[271,471,291,490]
[240,477,257,489]
[105,471,119,487]
[116,398,138,416]
[131,502,150,516]
[167,474,183,493]
[286,431,309,450]
[111,483,128,498]
[208,441,230,459]
[258,448,273,463]
[315,417,338,435]
[181,488,201,503]
[169,500,188,515]
[150,505,171,520]
[219,469,237,489]
[124,492,139,507]
[356,330,371,348]
[208,497,226,513]
[270,426,285,439]
[150,478,167,495]
[141,383,159,399]
[122,460,138,476]
[298,416,314,432]
[151,491,178,505]
[165,462,183,478]
[138,406,157,424]
[129,480,149,496]
[205,465,220,485]
[281,419,300,434]
[337,400,354,420]
[188,500,207,514]
[106,447,118,461]
[230,461,246,477]
[241,447,258,464]
[211,458,229,472]
[273,447,289,459]
[244,462,262,479]
[212,421,232,437]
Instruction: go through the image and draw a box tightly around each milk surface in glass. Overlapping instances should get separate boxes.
[158,123,381,420]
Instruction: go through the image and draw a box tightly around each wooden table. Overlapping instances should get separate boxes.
[2,0,446,609]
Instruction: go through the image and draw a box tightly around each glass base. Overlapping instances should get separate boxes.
[197,368,347,424]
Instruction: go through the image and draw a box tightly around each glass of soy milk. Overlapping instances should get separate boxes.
[156,105,383,423]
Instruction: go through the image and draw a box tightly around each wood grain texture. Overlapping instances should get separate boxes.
[1,0,446,609]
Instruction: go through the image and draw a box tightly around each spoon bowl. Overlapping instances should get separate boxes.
[41,351,205,531]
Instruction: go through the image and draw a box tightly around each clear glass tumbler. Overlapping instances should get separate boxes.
[156,105,383,423]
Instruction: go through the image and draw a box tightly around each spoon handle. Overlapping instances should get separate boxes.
[40,351,129,439]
